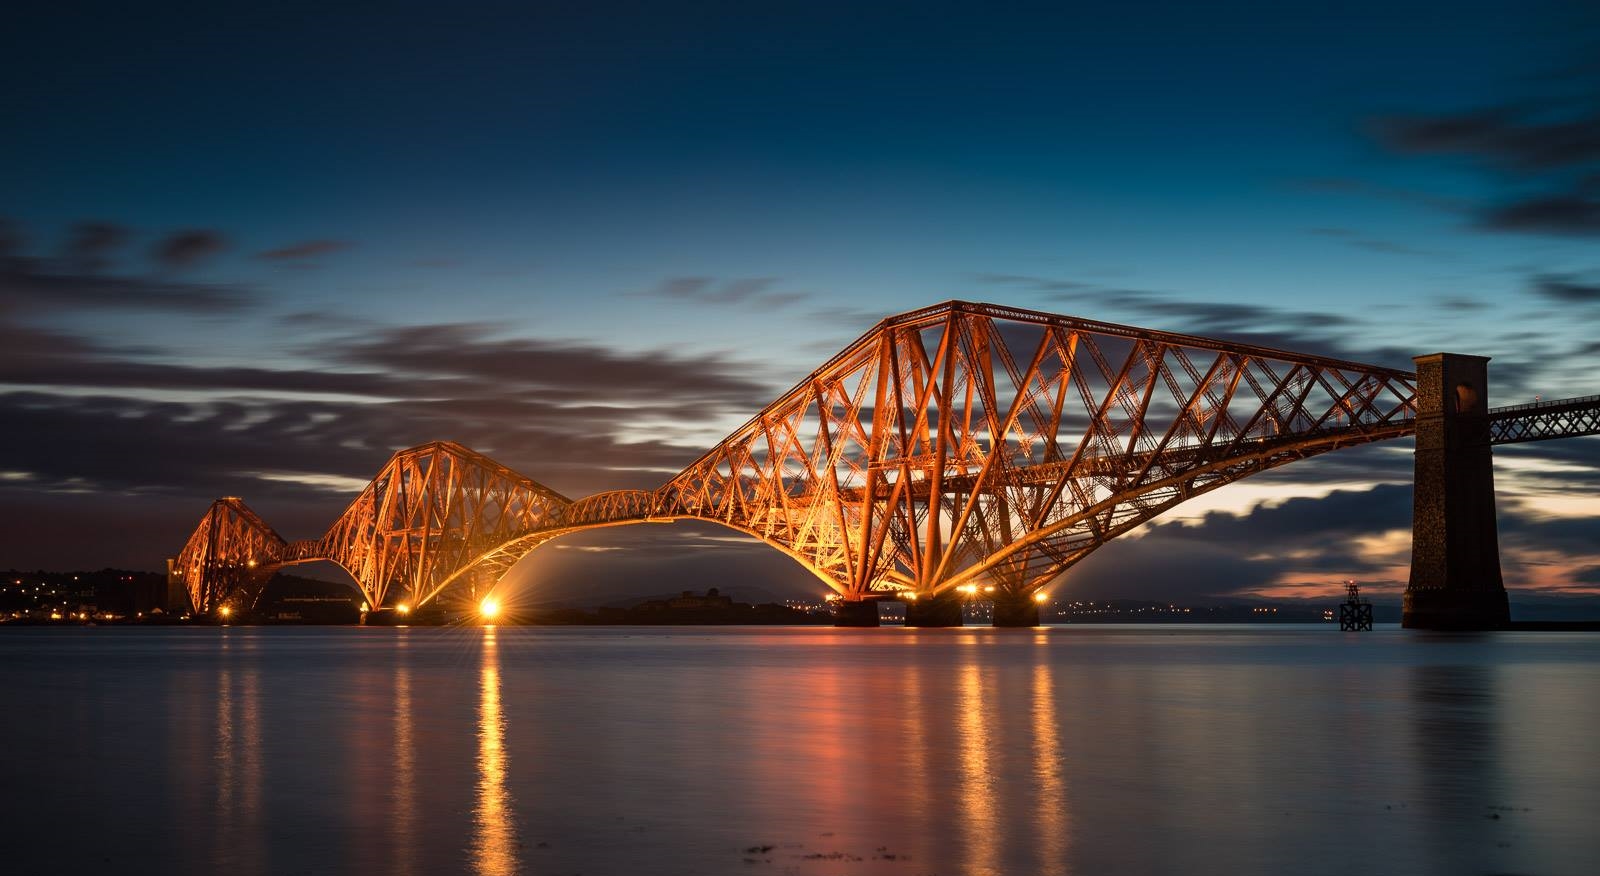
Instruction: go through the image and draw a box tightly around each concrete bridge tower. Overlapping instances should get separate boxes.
[1404,353,1510,629]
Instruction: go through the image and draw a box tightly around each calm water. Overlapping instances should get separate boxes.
[3,625,1598,876]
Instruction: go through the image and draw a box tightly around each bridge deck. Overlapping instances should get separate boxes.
[1488,394,1600,445]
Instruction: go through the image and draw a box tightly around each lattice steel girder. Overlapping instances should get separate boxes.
[174,301,1428,610]
[1488,395,1600,445]
[171,497,286,614]
[655,301,1420,597]
[301,441,573,609]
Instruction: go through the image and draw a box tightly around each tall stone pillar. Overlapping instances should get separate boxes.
[1404,353,1510,629]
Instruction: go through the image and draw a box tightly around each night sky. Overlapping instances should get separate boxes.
[3,1,1597,605]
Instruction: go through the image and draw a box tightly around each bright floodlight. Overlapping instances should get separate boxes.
[219,606,232,618]
[480,597,501,619]
[396,603,411,615]
[1034,592,1048,603]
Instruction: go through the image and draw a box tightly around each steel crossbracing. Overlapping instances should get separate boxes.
[173,302,1425,612]
[172,497,288,614]
[645,302,1419,601]
[172,442,571,613]
[1488,394,1600,445]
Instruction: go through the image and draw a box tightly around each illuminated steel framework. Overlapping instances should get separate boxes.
[175,442,571,614]
[174,301,1427,613]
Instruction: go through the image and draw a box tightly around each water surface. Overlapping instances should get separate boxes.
[3,625,1597,875]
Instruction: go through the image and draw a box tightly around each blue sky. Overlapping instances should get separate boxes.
[2,1,1597,603]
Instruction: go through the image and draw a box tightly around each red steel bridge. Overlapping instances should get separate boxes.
[171,301,1600,628]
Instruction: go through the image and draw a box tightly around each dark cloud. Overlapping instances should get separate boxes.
[1479,192,1600,236]
[257,239,352,260]
[1576,565,1600,584]
[0,311,787,508]
[1499,502,1600,557]
[329,322,774,406]
[1064,475,1598,602]
[973,272,1456,383]
[1531,273,1600,304]
[641,276,807,309]
[151,229,227,269]
[1495,434,1600,474]
[1063,483,1415,601]
[1372,108,1600,173]
[1368,83,1600,239]
[63,221,130,271]
[0,257,248,314]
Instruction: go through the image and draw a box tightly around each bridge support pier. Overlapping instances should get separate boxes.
[991,592,1040,627]
[833,598,881,627]
[905,593,965,627]
[1404,353,1510,630]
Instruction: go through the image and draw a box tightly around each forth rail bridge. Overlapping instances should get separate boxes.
[170,301,1600,629]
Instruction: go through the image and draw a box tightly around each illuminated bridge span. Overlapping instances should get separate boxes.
[171,301,1599,628]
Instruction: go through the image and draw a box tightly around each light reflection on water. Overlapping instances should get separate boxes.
[956,654,1000,875]
[2,625,1599,875]
[392,634,417,876]
[472,627,519,876]
[1032,634,1068,876]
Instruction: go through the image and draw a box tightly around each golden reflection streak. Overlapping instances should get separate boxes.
[240,665,262,870]
[957,646,1001,875]
[214,661,234,824]
[473,627,520,876]
[212,638,264,876]
[392,636,417,876]
[213,665,235,872]
[1032,635,1068,876]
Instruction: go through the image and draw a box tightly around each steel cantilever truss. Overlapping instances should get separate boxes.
[653,302,1419,600]
[172,442,571,613]
[173,497,288,614]
[173,302,1423,612]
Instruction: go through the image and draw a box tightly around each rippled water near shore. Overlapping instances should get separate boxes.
[3,625,1597,875]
